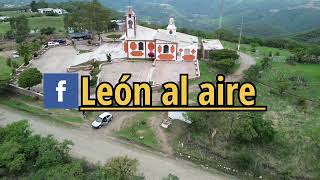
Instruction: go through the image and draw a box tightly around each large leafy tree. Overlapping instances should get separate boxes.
[9,15,30,43]
[30,0,48,12]
[234,112,276,144]
[64,0,111,40]
[18,68,42,88]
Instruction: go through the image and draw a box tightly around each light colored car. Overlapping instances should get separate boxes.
[11,51,20,58]
[91,112,113,129]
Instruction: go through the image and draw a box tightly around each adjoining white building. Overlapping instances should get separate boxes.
[0,16,9,21]
[38,8,66,15]
[201,39,224,59]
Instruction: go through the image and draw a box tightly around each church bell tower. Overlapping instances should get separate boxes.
[126,6,136,38]
[167,17,177,35]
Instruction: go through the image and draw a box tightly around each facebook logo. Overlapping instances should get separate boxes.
[44,73,78,109]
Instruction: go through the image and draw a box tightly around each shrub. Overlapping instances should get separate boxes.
[18,68,42,88]
[234,112,275,144]
[40,27,56,36]
[233,151,255,171]
[106,156,139,180]
[261,57,272,70]
[6,58,12,67]
[209,49,239,61]
[107,34,122,41]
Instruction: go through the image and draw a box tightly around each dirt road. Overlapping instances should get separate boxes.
[225,52,256,82]
[0,106,236,180]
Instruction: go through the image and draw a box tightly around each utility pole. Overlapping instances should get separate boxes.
[237,16,243,51]
[218,0,224,29]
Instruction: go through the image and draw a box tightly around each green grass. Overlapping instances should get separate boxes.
[28,16,65,31]
[222,40,292,62]
[0,10,35,17]
[0,56,11,79]
[115,112,159,148]
[0,95,83,125]
[0,22,10,34]
[175,42,320,178]
[0,15,65,35]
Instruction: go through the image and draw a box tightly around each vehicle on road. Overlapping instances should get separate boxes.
[91,112,113,129]
[11,51,20,58]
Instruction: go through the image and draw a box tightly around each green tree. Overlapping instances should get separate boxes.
[106,156,139,180]
[261,57,272,70]
[209,49,239,61]
[18,42,32,65]
[9,15,30,43]
[30,0,48,12]
[64,1,111,40]
[18,68,42,88]
[213,58,236,74]
[234,112,275,144]
[40,27,56,36]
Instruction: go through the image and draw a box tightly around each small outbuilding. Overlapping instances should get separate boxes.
[69,32,92,40]
[201,39,224,59]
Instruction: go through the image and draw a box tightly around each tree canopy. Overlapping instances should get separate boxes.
[208,49,239,74]
[9,15,30,43]
[18,68,42,88]
[0,121,142,179]
[30,0,48,12]
[64,1,111,39]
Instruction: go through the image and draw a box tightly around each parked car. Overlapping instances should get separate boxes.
[48,41,60,46]
[91,112,113,129]
[11,51,20,58]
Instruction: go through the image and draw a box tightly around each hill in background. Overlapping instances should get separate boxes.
[2,0,320,38]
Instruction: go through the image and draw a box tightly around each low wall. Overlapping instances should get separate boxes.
[7,84,44,100]
[67,65,93,72]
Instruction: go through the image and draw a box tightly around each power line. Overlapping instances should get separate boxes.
[218,0,224,29]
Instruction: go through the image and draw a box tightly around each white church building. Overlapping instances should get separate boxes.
[121,7,199,61]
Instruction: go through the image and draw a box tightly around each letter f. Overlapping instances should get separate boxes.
[56,80,66,102]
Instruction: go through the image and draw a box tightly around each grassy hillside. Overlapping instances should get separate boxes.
[174,42,320,178]
[2,0,320,37]
[292,28,320,43]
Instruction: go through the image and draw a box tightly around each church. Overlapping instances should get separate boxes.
[122,7,199,61]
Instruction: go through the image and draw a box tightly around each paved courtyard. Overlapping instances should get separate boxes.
[29,46,78,73]
[152,61,197,85]
[99,60,198,86]
[26,44,198,93]
[99,61,153,85]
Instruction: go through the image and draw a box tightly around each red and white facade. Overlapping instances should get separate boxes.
[122,7,199,61]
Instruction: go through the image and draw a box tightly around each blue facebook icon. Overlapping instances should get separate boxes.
[44,73,79,109]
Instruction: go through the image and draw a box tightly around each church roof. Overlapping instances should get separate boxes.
[155,29,198,45]
[127,6,135,15]
[202,39,224,50]
[126,25,157,40]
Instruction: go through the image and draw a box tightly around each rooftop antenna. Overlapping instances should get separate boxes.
[237,16,244,51]
[218,0,224,29]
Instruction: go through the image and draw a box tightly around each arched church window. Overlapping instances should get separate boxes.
[138,42,144,50]
[128,20,133,29]
[163,45,169,53]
